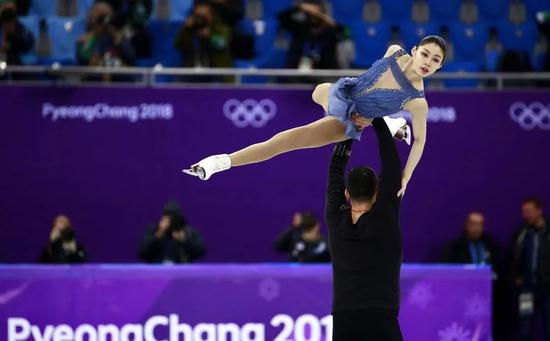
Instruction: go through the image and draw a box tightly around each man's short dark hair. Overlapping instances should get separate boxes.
[522,197,544,209]
[346,167,378,202]
[300,211,320,232]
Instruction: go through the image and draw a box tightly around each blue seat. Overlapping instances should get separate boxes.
[148,19,183,66]
[426,0,461,23]
[498,19,538,52]
[442,61,481,88]
[477,0,509,24]
[450,22,489,63]
[78,0,95,17]
[379,0,413,24]
[350,21,391,68]
[524,0,550,16]
[330,0,364,25]
[400,21,438,50]
[237,18,278,58]
[261,0,294,19]
[151,0,193,20]
[18,15,40,65]
[29,0,57,17]
[46,16,86,64]
[484,49,501,71]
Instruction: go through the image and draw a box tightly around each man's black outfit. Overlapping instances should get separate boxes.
[326,118,403,340]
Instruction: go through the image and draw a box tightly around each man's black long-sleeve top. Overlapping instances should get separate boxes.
[325,118,402,313]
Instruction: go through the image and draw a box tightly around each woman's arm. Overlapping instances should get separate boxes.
[399,99,428,197]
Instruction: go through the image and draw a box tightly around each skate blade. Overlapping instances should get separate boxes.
[182,168,199,177]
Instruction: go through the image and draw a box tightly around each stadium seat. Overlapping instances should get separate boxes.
[442,61,481,88]
[148,19,183,67]
[151,0,193,20]
[261,0,294,19]
[330,0,365,26]
[379,0,413,25]
[350,20,391,68]
[524,0,550,16]
[29,0,57,17]
[426,0,461,23]
[498,19,538,52]
[18,15,40,65]
[237,18,279,58]
[400,21,439,50]
[46,16,86,64]
[477,0,508,24]
[450,22,489,63]
[78,0,95,17]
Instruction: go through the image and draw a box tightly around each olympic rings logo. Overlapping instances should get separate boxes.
[509,102,550,130]
[223,99,277,128]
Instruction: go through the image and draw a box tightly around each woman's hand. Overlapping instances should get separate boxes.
[397,177,409,198]
[351,113,372,131]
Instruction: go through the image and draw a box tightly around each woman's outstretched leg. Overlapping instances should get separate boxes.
[230,116,346,166]
[185,116,347,180]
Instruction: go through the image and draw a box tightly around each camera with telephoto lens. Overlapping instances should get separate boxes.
[60,229,76,242]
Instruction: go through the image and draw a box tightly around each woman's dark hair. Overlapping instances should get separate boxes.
[418,35,447,62]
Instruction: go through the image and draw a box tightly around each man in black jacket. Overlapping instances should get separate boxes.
[139,202,206,264]
[326,118,403,340]
[441,211,499,267]
[278,0,340,70]
[274,211,330,263]
[0,3,34,66]
[510,197,550,340]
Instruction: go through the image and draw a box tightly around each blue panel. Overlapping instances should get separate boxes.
[350,20,391,68]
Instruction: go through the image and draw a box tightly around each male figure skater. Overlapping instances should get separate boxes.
[326,117,404,340]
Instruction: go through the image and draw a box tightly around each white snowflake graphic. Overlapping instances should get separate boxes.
[438,322,472,341]
[464,293,490,320]
[258,278,280,302]
[406,282,434,309]
[0,282,29,304]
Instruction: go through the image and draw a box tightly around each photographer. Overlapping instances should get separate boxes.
[39,215,87,264]
[0,2,34,66]
[76,2,136,68]
[173,0,233,81]
[278,0,341,70]
[96,0,153,59]
[274,211,331,263]
[138,202,207,264]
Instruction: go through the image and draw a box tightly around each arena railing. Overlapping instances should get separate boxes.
[2,65,550,89]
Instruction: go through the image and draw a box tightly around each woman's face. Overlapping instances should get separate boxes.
[411,42,444,78]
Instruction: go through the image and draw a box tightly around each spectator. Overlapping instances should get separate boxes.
[208,0,254,60]
[0,2,34,66]
[139,201,206,264]
[278,0,341,70]
[274,211,331,263]
[440,211,499,268]
[76,2,136,68]
[274,211,304,253]
[95,0,153,59]
[39,214,87,263]
[510,197,550,340]
[174,0,233,82]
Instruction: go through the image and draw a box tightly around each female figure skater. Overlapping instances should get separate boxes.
[184,35,446,197]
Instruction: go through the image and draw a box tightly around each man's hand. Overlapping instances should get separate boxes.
[351,113,372,131]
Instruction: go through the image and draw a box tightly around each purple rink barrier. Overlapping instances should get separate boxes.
[0,86,549,263]
[0,264,492,341]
